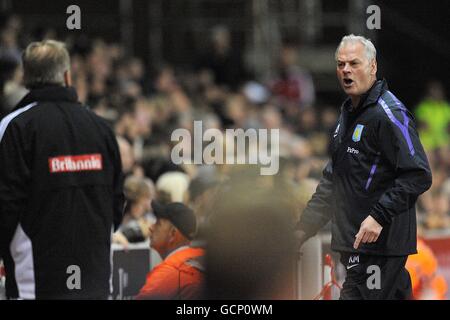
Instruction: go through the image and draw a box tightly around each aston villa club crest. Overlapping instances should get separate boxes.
[352,124,364,142]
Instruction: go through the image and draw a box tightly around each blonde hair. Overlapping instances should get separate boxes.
[22,40,70,89]
[156,171,190,203]
[124,176,155,201]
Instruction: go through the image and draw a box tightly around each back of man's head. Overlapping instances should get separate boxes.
[22,40,70,89]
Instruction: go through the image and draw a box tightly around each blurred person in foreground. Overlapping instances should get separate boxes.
[206,173,297,299]
[296,35,432,299]
[136,201,204,300]
[0,40,124,299]
[406,237,448,300]
[187,174,220,248]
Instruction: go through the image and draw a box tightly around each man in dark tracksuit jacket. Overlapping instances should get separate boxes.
[0,40,124,299]
[296,35,432,299]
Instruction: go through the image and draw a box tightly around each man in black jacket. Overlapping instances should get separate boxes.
[296,35,432,299]
[0,40,124,299]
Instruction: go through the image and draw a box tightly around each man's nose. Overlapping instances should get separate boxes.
[343,63,351,73]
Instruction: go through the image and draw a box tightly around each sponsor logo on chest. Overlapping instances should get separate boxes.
[347,147,360,155]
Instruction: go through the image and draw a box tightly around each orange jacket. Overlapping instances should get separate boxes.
[135,246,205,300]
[406,238,448,300]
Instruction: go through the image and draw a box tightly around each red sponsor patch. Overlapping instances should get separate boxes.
[49,154,103,173]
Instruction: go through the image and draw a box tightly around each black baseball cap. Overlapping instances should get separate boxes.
[151,200,197,240]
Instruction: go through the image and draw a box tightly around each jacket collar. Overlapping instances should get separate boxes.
[342,78,388,113]
[14,85,79,111]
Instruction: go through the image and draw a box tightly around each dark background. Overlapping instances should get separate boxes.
[4,0,450,108]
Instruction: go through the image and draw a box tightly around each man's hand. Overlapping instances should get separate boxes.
[353,215,382,249]
[294,229,308,250]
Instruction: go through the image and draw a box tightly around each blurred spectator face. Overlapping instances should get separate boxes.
[226,95,247,126]
[70,55,85,76]
[134,99,152,137]
[108,43,125,61]
[336,42,377,100]
[0,28,17,47]
[211,26,230,53]
[90,76,106,97]
[132,195,152,219]
[87,43,111,79]
[425,193,450,229]
[427,81,445,101]
[198,69,214,88]
[116,111,139,140]
[280,46,298,68]
[438,146,450,167]
[156,67,178,93]
[124,176,155,219]
[149,218,174,255]
[123,81,142,98]
[128,58,144,81]
[321,107,339,130]
[262,105,282,129]
[299,108,318,131]
[290,137,313,160]
[5,14,22,32]
[435,193,449,215]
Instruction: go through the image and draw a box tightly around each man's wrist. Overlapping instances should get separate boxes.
[369,211,387,227]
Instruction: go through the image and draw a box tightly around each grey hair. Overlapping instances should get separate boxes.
[335,34,377,61]
[22,40,70,89]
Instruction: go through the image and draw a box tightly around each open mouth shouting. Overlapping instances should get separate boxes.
[343,78,354,88]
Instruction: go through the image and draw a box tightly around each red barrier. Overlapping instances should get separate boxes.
[314,254,342,300]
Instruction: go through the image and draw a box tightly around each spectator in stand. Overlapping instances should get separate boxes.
[113,176,155,246]
[270,43,315,109]
[197,25,248,91]
[415,80,450,151]
[0,54,27,115]
[423,192,450,230]
[0,15,22,63]
[116,135,138,178]
[136,201,204,300]
[156,171,190,203]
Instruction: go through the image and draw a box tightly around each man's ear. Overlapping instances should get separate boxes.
[168,226,178,242]
[371,59,377,76]
[64,70,72,87]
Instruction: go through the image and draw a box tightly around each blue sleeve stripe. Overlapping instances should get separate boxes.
[378,97,415,156]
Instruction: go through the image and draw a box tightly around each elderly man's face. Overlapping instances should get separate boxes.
[336,42,377,101]
[149,218,174,256]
